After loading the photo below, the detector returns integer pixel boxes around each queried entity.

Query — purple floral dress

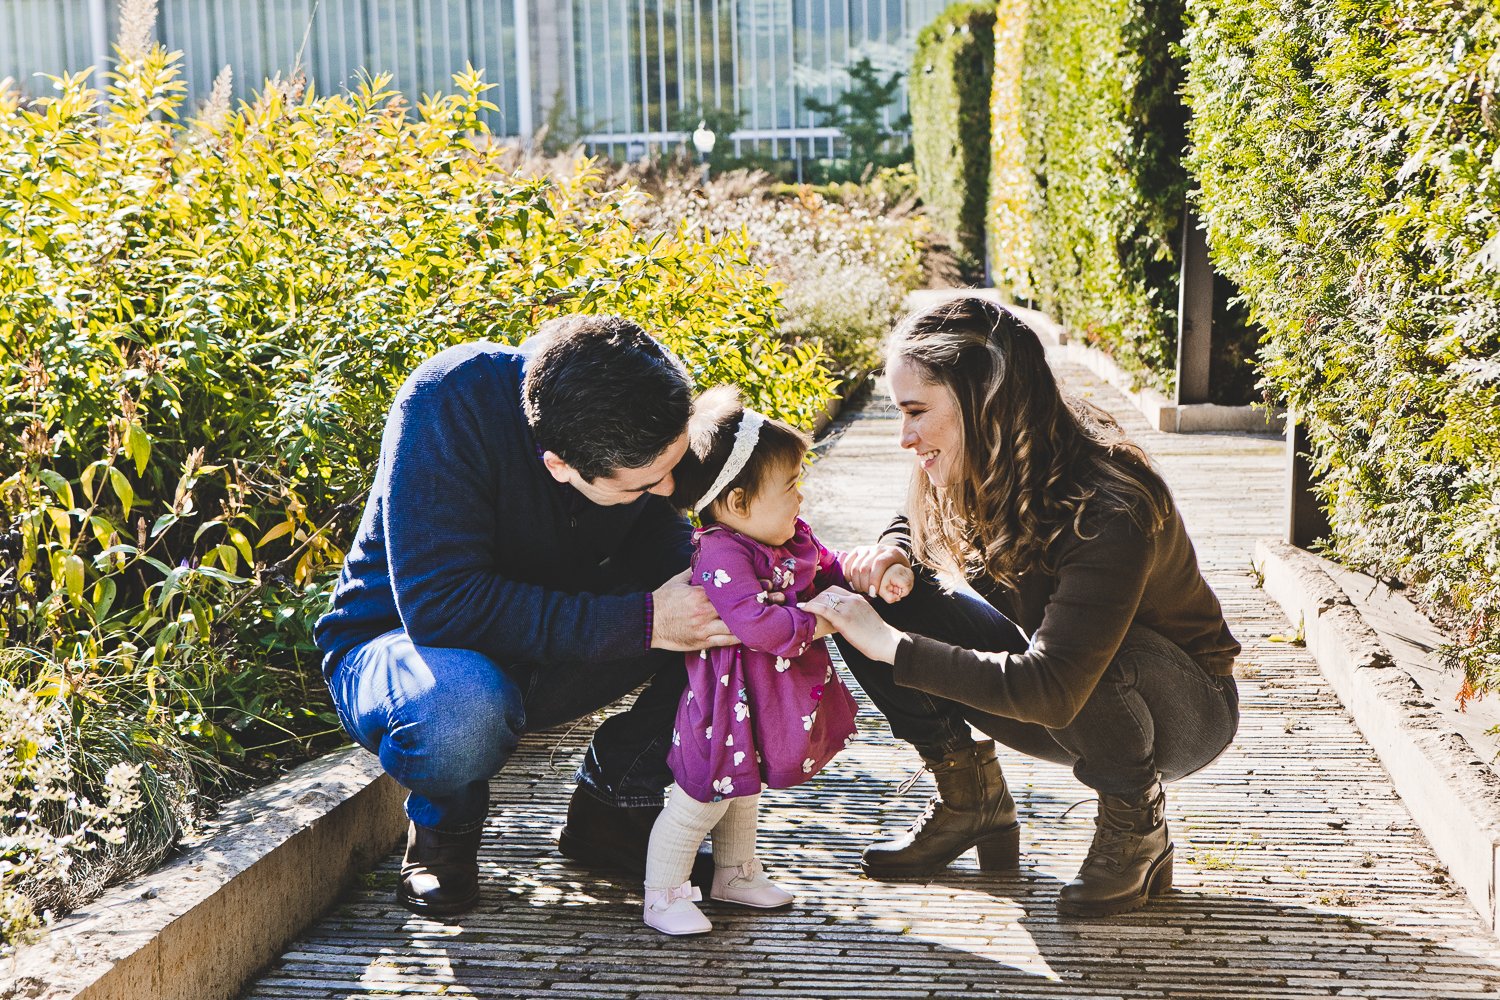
[668,518,859,803]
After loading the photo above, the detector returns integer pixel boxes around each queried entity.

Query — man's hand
[842,544,911,598]
[650,569,736,651]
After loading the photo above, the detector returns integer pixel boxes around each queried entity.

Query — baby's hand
[876,563,914,603]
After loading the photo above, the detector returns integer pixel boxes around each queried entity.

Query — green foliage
[0,38,835,918]
[804,57,914,183]
[1009,0,1186,388]
[989,0,1034,299]
[989,0,1259,400]
[1183,0,1500,691]
[632,168,929,385]
[911,3,996,282]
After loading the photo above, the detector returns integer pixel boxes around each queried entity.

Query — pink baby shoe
[643,881,712,935]
[710,858,794,909]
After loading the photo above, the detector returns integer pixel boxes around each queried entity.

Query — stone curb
[1254,537,1500,932]
[1046,335,1283,434]
[813,368,871,437]
[4,747,405,1000]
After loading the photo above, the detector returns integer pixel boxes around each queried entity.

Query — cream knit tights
[644,782,761,890]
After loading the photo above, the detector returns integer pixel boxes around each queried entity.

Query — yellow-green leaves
[992,0,1261,402]
[0,30,839,769]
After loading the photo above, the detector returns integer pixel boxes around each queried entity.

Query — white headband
[693,410,766,513]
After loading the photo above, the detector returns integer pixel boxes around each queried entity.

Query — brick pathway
[243,359,1500,999]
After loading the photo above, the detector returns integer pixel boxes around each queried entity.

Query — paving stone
[239,360,1500,999]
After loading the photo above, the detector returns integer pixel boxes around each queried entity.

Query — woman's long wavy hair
[890,296,1172,588]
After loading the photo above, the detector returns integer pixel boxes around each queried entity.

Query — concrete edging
[813,368,871,437]
[1047,336,1283,434]
[5,746,405,1000]
[1254,538,1500,932]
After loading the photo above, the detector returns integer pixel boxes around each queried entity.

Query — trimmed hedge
[989,0,1034,300]
[990,0,1259,401]
[1184,1,1500,692]
[911,3,996,283]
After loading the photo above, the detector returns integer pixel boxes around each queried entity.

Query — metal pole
[514,0,534,145]
[1175,206,1215,405]
[1286,414,1331,548]
[90,0,109,83]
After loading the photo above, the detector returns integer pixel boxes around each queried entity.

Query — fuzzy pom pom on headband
[692,410,766,513]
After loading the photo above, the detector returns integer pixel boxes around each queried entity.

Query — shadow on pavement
[250,753,1500,999]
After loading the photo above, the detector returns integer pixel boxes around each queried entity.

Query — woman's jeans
[835,575,1239,798]
[327,630,685,832]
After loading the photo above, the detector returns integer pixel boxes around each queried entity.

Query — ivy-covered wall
[988,0,1033,299]
[988,0,1259,401]
[1185,1,1500,691]
[911,3,996,283]
[996,0,1191,389]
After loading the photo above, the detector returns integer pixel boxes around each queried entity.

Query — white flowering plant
[629,168,931,384]
[0,683,142,952]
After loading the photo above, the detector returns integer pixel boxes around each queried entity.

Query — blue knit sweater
[314,341,692,678]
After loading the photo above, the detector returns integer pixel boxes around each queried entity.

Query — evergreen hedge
[990,0,1259,400]
[1184,1,1500,692]
[911,3,996,283]
[989,0,1034,300]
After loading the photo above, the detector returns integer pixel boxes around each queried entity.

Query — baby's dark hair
[672,386,809,521]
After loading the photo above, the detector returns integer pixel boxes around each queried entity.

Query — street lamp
[692,120,716,186]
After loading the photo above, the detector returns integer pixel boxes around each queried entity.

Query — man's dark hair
[522,315,692,481]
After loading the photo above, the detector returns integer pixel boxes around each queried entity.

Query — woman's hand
[842,544,911,598]
[800,586,903,664]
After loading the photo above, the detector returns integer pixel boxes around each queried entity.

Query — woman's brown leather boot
[1057,779,1173,917]
[861,739,1021,878]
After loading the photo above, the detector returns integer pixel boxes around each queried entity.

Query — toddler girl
[641,387,911,935]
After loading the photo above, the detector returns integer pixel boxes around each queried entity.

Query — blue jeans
[328,629,686,832]
[835,572,1239,797]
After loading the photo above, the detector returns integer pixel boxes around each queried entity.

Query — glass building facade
[1,0,950,165]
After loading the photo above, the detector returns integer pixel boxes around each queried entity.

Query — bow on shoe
[655,881,703,908]
[718,858,764,883]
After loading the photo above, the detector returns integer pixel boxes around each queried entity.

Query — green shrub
[989,0,1035,300]
[1184,0,1500,692]
[632,169,929,384]
[1013,0,1188,388]
[911,3,996,283]
[0,38,834,920]
[803,56,915,183]
[989,0,1259,400]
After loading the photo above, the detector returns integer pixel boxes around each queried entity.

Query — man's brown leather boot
[862,739,1021,878]
[1058,779,1173,917]
[397,822,483,917]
